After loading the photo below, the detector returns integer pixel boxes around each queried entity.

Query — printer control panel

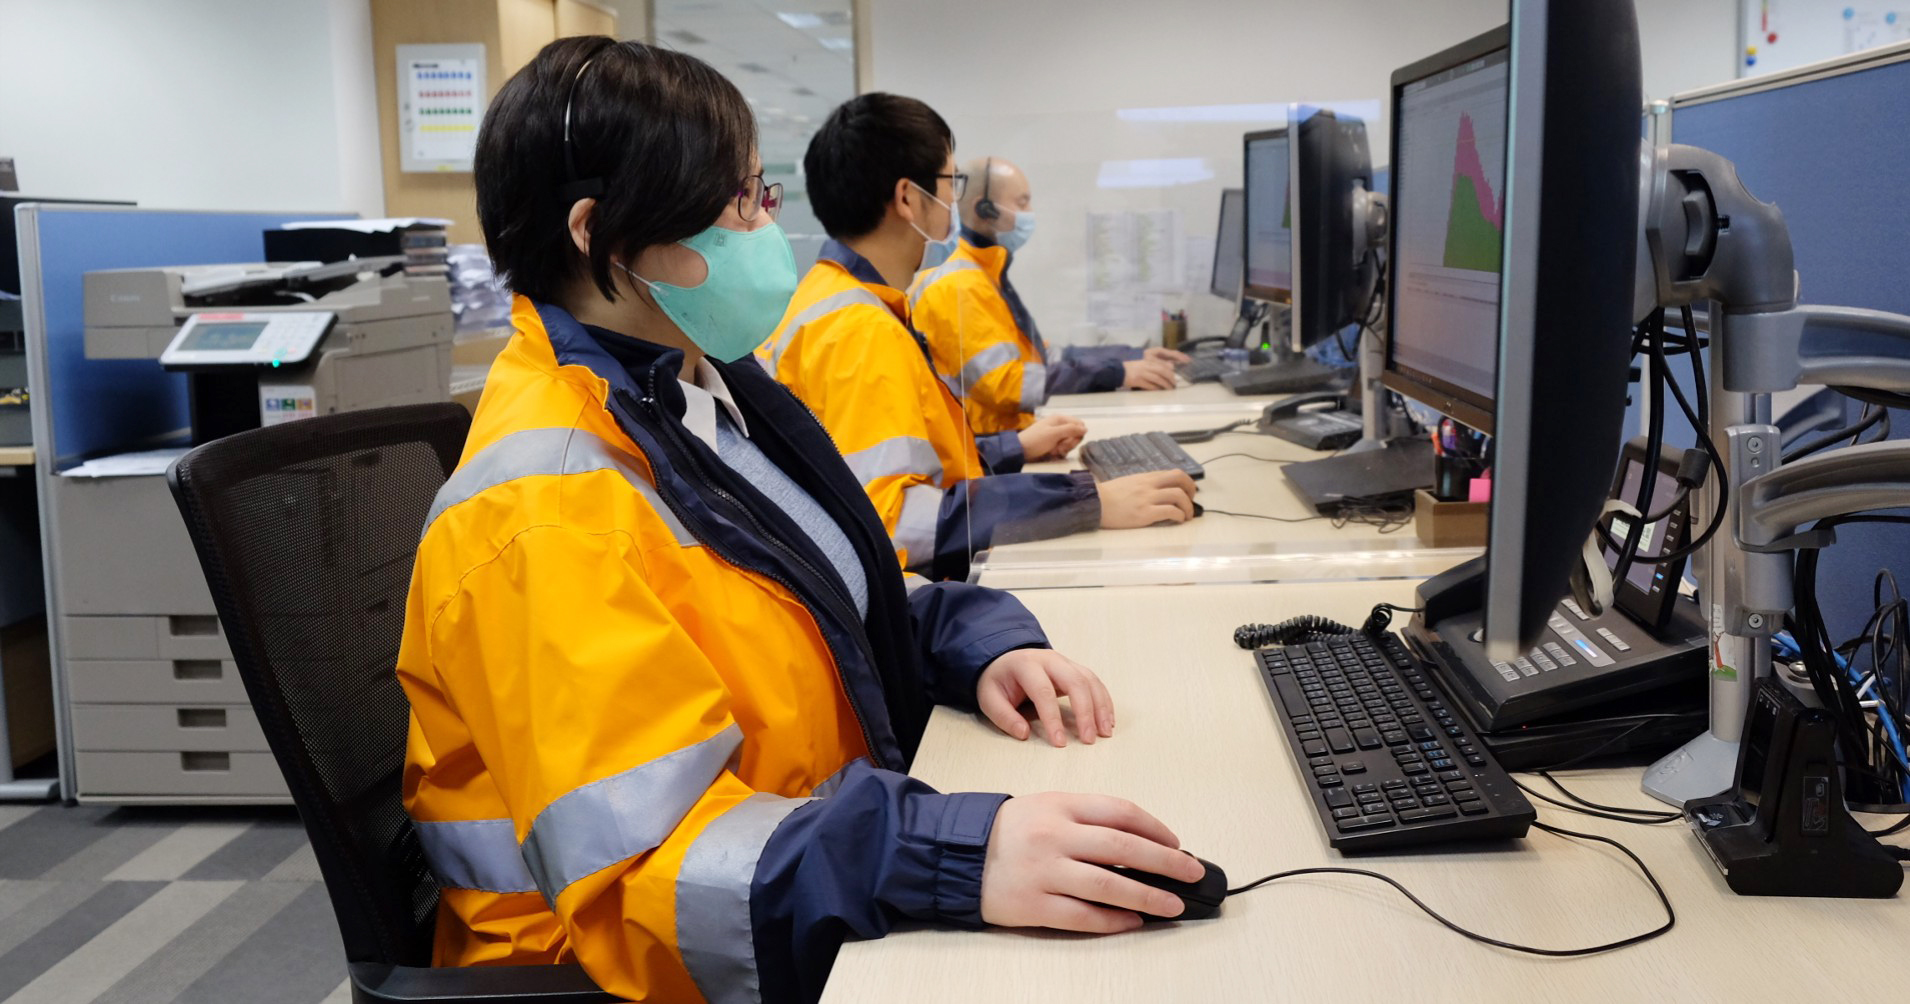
[160,311,336,370]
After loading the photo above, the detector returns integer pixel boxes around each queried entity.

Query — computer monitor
[1380,27,1510,434]
[1209,188,1245,302]
[1242,128,1293,305]
[1482,0,1642,657]
[1291,107,1382,351]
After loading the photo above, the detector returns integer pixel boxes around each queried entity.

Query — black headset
[558,39,623,203]
[973,156,1000,222]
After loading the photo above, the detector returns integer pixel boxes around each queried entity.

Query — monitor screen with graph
[1380,28,1509,433]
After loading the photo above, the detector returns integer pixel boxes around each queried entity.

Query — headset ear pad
[974,156,1000,221]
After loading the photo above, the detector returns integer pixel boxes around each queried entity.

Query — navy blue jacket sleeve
[975,430,1025,474]
[929,471,1099,582]
[1047,345,1139,395]
[751,766,1007,1003]
[905,580,1049,709]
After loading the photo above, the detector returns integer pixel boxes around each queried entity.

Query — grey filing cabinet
[54,469,288,801]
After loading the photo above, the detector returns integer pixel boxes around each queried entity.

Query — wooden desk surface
[974,411,1433,572]
[1043,380,1275,416]
[824,581,1908,1003]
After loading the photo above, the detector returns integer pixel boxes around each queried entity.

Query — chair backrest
[168,403,471,967]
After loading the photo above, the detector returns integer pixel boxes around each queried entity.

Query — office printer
[83,258,453,440]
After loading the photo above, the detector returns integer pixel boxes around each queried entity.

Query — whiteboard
[1739,0,1910,76]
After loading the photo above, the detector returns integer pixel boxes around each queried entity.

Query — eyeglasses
[931,171,969,201]
[739,174,784,222]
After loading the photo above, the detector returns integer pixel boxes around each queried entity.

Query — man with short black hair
[761,94,1198,581]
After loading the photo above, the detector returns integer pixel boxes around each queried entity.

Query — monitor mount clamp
[1631,142,1910,806]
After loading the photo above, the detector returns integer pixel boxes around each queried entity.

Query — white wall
[867,0,1740,347]
[0,0,384,218]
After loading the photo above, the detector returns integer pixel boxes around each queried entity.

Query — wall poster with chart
[398,44,487,172]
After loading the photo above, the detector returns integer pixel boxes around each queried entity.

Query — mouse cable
[1202,507,1327,525]
[1198,451,1313,466]
[1532,771,1680,822]
[1510,776,1680,825]
[1225,820,1675,957]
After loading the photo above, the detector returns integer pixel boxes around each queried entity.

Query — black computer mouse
[1097,854,1228,922]
[1191,501,1204,518]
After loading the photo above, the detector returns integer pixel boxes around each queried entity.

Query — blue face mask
[909,182,962,272]
[617,222,799,363]
[998,209,1036,253]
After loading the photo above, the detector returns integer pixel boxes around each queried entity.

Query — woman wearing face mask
[395,39,1204,1004]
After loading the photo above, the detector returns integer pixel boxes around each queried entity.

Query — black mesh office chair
[167,403,615,1003]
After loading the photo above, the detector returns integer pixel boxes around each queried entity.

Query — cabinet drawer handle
[181,751,230,772]
[177,708,227,729]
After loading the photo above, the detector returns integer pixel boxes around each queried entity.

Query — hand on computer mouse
[1122,358,1179,391]
[1097,469,1198,528]
[980,793,1206,933]
[976,648,1114,746]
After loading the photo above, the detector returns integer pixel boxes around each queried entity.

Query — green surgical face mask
[617,222,800,362]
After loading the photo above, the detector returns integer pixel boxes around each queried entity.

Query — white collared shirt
[678,357,750,450]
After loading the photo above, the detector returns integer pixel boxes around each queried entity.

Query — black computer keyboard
[1178,357,1233,383]
[1078,431,1205,482]
[1254,632,1535,851]
[1222,358,1351,396]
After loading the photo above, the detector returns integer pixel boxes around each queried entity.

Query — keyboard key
[1435,770,1464,782]
[1318,776,1343,787]
[1458,801,1491,816]
[1382,779,1407,790]
[1466,755,1488,767]
[1324,788,1354,808]
[1357,791,1384,804]
[1452,790,1481,802]
[1333,807,1362,820]
[1407,725,1435,741]
[1444,779,1474,792]
[1342,761,1367,774]
[1312,765,1339,777]
[1352,783,1378,794]
[1302,741,1327,757]
[1422,794,1451,806]
[1382,731,1407,745]
[1325,729,1356,753]
[1353,729,1383,750]
[1399,806,1458,824]
[1337,815,1396,832]
[1400,763,1428,776]
[1429,758,1454,771]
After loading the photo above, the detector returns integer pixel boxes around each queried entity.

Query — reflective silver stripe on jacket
[676,793,809,1004]
[893,483,943,570]
[765,289,889,373]
[842,436,942,485]
[426,427,693,546]
[810,758,869,798]
[957,342,1020,398]
[1020,362,1049,412]
[413,817,538,894]
[906,258,985,311]
[521,723,744,905]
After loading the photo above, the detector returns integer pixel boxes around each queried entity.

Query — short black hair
[475,37,755,304]
[803,93,953,240]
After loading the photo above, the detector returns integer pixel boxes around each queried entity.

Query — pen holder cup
[1433,454,1488,502]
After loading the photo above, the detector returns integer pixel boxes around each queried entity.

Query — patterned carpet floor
[0,802,351,1004]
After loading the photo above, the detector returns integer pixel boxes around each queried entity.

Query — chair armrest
[349,962,622,1003]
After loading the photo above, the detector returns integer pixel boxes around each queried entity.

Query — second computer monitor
[1210,187,1245,302]
[1380,28,1510,434]
[1242,128,1293,306]
[1291,107,1382,352]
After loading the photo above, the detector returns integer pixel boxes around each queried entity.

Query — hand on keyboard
[1019,413,1088,462]
[1123,358,1179,391]
[1097,469,1198,528]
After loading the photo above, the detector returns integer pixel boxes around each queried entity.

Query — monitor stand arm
[1633,142,1910,804]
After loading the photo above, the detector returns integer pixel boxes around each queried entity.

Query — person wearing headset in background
[399,40,1203,1004]
[912,156,1193,442]
[760,95,1198,583]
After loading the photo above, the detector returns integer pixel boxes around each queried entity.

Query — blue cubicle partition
[17,206,350,471]
[1666,47,1910,643]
